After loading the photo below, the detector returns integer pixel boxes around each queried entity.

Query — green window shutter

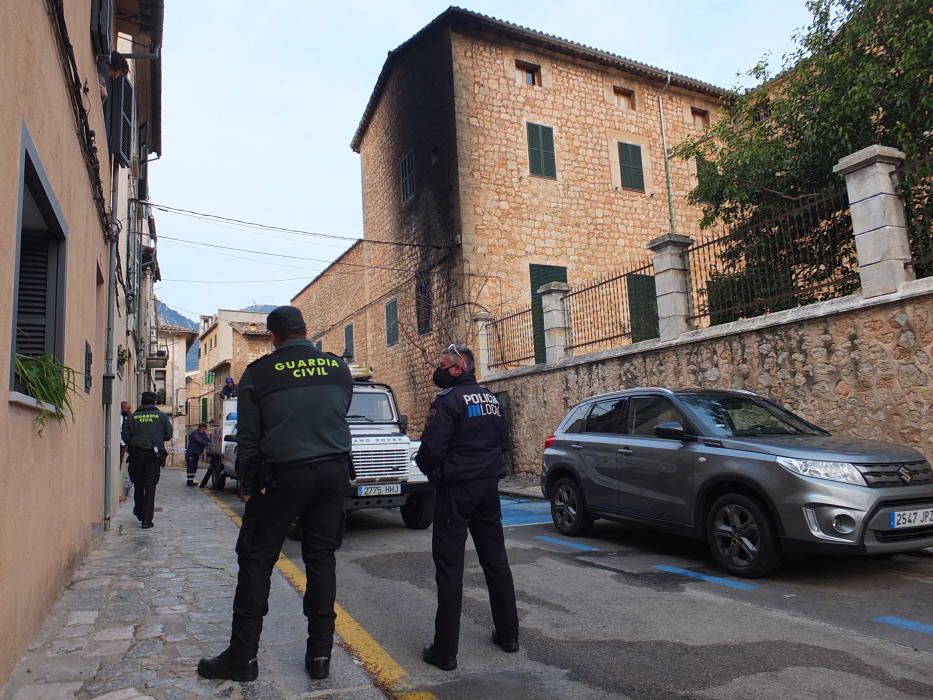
[618,142,645,191]
[527,123,556,178]
[385,300,398,346]
[529,264,567,363]
[344,324,354,359]
[626,274,659,342]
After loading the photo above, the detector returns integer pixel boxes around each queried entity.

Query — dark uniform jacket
[186,429,212,456]
[236,339,353,468]
[416,374,509,484]
[121,404,173,451]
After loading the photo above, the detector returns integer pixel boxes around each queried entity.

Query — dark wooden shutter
[529,264,567,363]
[619,143,645,191]
[84,341,93,393]
[527,123,556,178]
[385,300,398,346]
[416,272,432,334]
[91,0,113,57]
[344,324,354,359]
[15,237,53,357]
[137,123,148,200]
[626,273,659,342]
[108,77,133,167]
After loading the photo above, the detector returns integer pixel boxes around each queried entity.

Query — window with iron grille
[618,142,645,192]
[399,151,415,204]
[527,123,556,178]
[385,299,399,346]
[344,323,354,359]
[12,141,67,391]
[416,272,432,334]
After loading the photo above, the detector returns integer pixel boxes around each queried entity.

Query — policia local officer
[121,391,173,529]
[198,306,353,683]
[416,343,519,671]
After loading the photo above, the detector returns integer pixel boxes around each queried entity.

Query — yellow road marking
[205,490,436,699]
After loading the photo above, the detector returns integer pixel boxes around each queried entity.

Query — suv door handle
[570,444,583,450]
[617,447,633,455]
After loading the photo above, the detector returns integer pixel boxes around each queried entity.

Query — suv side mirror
[399,415,409,434]
[654,421,685,440]
[223,435,238,443]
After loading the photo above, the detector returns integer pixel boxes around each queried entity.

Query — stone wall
[230,330,273,383]
[486,283,933,475]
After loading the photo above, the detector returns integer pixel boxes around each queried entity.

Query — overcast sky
[151,0,813,323]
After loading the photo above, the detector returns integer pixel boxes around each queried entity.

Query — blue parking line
[500,497,551,527]
[653,565,758,591]
[874,616,933,636]
[535,535,597,552]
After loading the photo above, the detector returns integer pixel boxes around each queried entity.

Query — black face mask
[432,366,457,388]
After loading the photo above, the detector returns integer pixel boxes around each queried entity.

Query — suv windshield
[347,392,395,423]
[677,393,825,437]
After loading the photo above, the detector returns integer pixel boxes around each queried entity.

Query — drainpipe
[101,156,119,529]
[658,74,677,233]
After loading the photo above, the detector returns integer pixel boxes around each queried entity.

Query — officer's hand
[241,494,251,504]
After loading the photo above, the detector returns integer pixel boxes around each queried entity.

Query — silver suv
[542,388,933,577]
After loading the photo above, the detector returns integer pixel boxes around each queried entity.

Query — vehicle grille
[352,448,409,480]
[874,526,933,543]
[856,461,932,488]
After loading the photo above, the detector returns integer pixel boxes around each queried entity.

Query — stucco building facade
[293,8,726,435]
[0,0,165,684]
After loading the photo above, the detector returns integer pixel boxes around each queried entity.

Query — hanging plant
[117,345,130,368]
[14,353,81,432]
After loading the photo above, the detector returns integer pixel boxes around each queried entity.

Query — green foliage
[676,0,933,227]
[14,353,81,431]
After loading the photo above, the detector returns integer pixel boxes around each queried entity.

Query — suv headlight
[776,457,866,485]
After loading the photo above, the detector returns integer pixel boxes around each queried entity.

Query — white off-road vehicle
[205,367,433,529]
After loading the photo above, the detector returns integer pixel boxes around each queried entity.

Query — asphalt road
[217,490,933,699]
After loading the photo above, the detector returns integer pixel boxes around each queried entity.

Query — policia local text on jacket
[121,394,173,528]
[199,305,353,683]
[416,355,519,669]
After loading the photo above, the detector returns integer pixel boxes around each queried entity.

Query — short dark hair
[109,51,129,76]
[198,422,207,429]
[443,344,475,372]
[140,391,157,405]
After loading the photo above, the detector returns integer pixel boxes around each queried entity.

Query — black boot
[305,652,330,679]
[492,630,519,653]
[197,649,258,682]
[422,643,457,671]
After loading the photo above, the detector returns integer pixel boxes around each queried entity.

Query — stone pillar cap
[472,311,493,321]
[537,281,571,295]
[834,144,906,176]
[647,233,693,251]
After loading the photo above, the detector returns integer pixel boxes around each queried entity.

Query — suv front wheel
[550,477,593,537]
[706,493,782,578]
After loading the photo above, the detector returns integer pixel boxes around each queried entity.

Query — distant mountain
[156,301,198,330]
[186,340,199,372]
[240,304,276,313]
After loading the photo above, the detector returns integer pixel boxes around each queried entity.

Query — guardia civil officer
[198,306,353,683]
[416,344,519,671]
[121,391,173,529]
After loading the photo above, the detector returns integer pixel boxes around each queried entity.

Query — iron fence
[565,260,657,354]
[899,154,933,279]
[688,187,858,328]
[488,305,535,369]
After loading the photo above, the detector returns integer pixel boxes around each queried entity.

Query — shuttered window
[416,272,432,334]
[529,264,567,364]
[385,299,399,347]
[90,0,114,56]
[107,76,134,168]
[399,151,415,204]
[527,123,556,178]
[618,142,645,192]
[344,324,354,359]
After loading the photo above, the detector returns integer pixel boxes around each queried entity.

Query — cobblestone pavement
[1,475,385,700]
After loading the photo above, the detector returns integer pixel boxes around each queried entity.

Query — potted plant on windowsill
[14,353,80,434]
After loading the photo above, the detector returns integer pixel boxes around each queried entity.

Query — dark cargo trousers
[128,449,161,524]
[432,477,519,656]
[229,458,348,662]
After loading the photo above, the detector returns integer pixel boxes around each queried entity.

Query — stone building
[0,0,165,684]
[154,322,197,467]
[293,7,727,435]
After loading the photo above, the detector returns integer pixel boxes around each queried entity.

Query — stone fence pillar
[834,145,915,297]
[647,233,693,341]
[538,282,572,364]
[471,311,493,379]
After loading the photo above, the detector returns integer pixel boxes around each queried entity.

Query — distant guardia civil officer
[416,343,519,671]
[121,391,172,529]
[198,306,353,683]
